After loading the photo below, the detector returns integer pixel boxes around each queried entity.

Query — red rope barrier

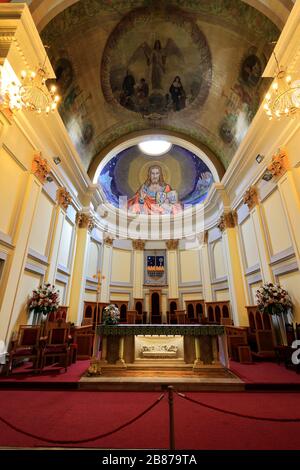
[175,391,300,422]
[0,393,165,445]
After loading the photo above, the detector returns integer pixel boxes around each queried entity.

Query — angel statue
[129,38,183,92]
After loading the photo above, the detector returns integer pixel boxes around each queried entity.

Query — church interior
[1,0,300,453]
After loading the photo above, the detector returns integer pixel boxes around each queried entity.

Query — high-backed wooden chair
[175,310,186,324]
[40,322,71,372]
[7,325,42,374]
[127,310,137,324]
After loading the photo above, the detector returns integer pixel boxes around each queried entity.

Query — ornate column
[218,211,248,326]
[243,185,273,283]
[132,240,145,300]
[0,153,48,342]
[199,231,212,301]
[166,240,179,300]
[100,235,114,303]
[45,188,72,285]
[68,212,95,324]
[270,150,300,270]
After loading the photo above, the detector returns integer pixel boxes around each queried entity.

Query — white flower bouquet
[28,283,60,316]
[256,282,292,315]
[102,304,120,325]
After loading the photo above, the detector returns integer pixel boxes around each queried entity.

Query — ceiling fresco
[98,144,214,214]
[41,0,279,172]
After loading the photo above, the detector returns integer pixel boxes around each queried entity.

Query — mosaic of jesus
[128,165,182,215]
[98,144,214,215]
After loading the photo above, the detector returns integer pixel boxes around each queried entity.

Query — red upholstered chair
[7,325,42,374]
[40,322,71,372]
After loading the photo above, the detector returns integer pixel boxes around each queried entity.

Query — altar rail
[97,324,225,336]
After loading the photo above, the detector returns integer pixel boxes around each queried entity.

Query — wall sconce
[256,154,264,164]
[53,156,61,165]
[262,170,273,182]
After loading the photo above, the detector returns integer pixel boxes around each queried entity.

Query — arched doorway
[151,292,161,324]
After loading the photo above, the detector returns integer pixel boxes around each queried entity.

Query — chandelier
[19,65,60,114]
[263,53,300,120]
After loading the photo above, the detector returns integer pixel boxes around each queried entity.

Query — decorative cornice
[56,187,72,211]
[243,185,259,210]
[132,239,145,250]
[166,239,179,250]
[76,212,95,232]
[31,152,50,184]
[217,211,237,232]
[267,149,289,178]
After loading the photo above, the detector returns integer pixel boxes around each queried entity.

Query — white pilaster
[45,206,65,285]
[0,174,42,342]
[100,241,113,303]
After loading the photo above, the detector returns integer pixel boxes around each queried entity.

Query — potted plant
[28,283,60,324]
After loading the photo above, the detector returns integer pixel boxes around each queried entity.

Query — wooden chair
[175,310,186,324]
[7,325,42,374]
[40,322,71,372]
[127,310,137,324]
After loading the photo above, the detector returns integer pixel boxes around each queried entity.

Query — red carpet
[230,361,300,384]
[0,360,89,383]
[0,390,300,449]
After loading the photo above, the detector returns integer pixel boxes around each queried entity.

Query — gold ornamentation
[56,187,72,210]
[31,152,50,183]
[132,240,145,250]
[166,240,179,250]
[86,357,102,376]
[76,212,95,232]
[267,149,289,178]
[217,211,237,232]
[243,186,259,210]
[104,235,114,246]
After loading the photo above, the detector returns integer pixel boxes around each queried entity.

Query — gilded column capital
[243,186,259,210]
[31,152,50,184]
[217,211,237,232]
[199,230,209,245]
[166,239,179,250]
[103,234,114,246]
[56,187,72,210]
[267,149,289,178]
[132,239,145,250]
[76,212,96,232]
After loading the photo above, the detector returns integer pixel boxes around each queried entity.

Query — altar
[91,324,229,370]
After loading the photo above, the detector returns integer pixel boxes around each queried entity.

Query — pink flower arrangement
[256,282,292,315]
[28,283,60,316]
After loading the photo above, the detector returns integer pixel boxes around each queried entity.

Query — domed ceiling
[41,0,280,172]
[98,143,215,213]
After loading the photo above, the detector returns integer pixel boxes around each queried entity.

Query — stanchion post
[167,385,175,450]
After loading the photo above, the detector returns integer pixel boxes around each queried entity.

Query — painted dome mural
[41,0,279,171]
[98,144,214,214]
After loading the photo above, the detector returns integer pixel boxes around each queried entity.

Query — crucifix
[93,271,106,324]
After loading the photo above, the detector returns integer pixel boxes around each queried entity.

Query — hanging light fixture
[263,52,300,120]
[19,65,60,115]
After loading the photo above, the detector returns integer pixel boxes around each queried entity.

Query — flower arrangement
[28,283,60,316]
[256,282,292,315]
[102,304,120,325]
